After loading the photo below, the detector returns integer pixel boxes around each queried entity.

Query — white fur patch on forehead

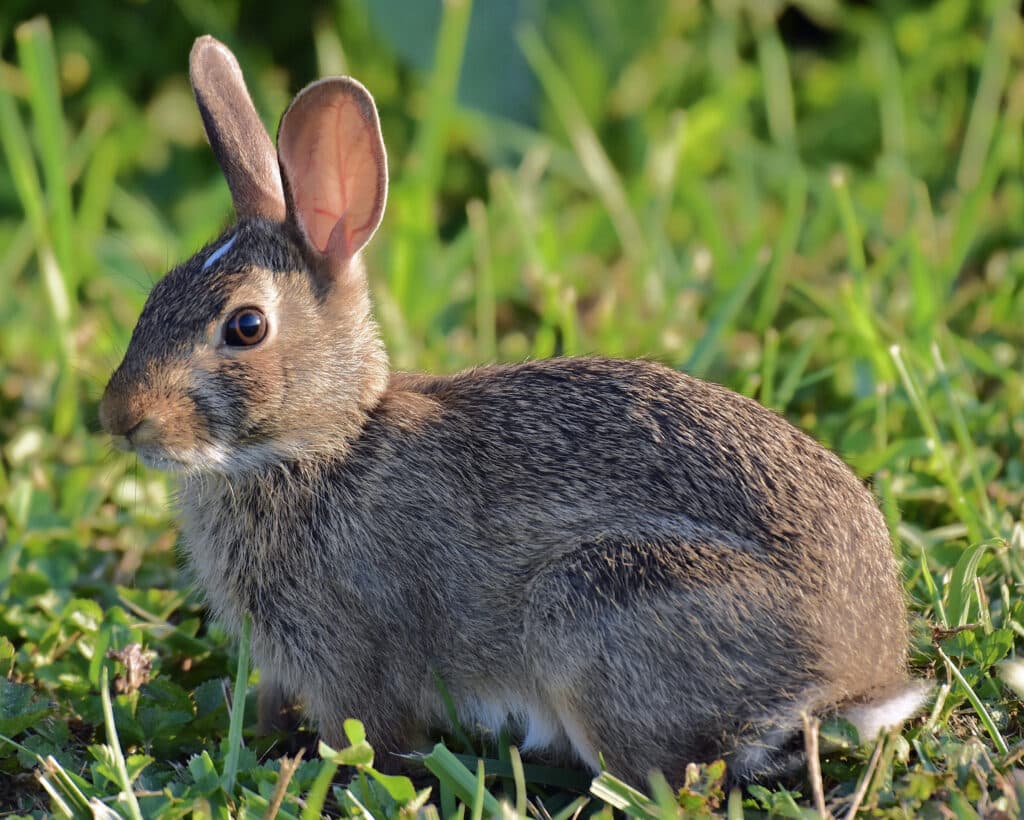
[202,234,238,271]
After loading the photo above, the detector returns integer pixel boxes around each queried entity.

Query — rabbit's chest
[176,474,385,653]
[177,478,318,626]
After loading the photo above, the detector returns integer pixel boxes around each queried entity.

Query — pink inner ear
[280,83,386,261]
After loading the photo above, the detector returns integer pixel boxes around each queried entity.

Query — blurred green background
[3,0,1022,427]
[2,0,1024,815]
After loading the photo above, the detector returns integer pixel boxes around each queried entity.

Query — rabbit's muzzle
[100,359,218,471]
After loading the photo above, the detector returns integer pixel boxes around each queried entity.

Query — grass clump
[2,0,1024,816]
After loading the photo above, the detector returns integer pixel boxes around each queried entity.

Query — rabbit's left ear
[277,78,388,272]
[189,36,286,221]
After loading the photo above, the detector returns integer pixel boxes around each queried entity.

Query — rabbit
[99,34,927,788]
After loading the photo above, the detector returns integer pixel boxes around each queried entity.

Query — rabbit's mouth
[106,411,234,473]
[108,429,186,472]
[133,443,191,472]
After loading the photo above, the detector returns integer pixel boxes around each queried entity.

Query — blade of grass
[28,750,93,817]
[518,27,647,268]
[930,342,995,533]
[408,0,473,216]
[866,25,906,163]
[99,666,143,820]
[0,81,73,358]
[45,247,77,436]
[890,345,982,545]
[34,769,75,818]
[302,756,340,820]
[842,735,885,820]
[774,327,821,410]
[449,751,592,791]
[422,743,503,816]
[391,0,473,311]
[589,771,657,818]
[759,327,779,408]
[955,0,1017,191]
[77,134,121,256]
[830,168,892,382]
[647,108,685,228]
[0,29,78,436]
[676,163,731,272]
[906,229,938,352]
[944,541,991,628]
[16,17,75,293]
[923,684,950,734]
[313,16,348,77]
[754,161,807,330]
[0,220,38,295]
[647,770,679,817]
[829,166,865,287]
[490,169,561,359]
[936,646,1009,756]
[509,746,527,818]
[683,245,765,376]
[221,614,252,794]
[470,759,486,820]
[467,198,496,361]
[945,110,1017,284]
[863,733,897,814]
[874,470,902,556]
[918,549,947,626]
[726,786,744,820]
[432,670,476,753]
[751,7,796,151]
[550,796,590,820]
[0,88,48,243]
[440,770,457,819]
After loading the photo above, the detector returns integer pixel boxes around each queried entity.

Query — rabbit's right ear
[189,36,286,221]
[277,77,387,276]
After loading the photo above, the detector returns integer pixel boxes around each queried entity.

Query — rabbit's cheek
[190,352,285,447]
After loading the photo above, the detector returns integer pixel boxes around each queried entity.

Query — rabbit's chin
[135,440,282,476]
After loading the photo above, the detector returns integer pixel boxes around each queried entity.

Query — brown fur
[100,36,920,788]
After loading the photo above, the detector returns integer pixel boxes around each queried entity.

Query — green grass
[2,0,1024,816]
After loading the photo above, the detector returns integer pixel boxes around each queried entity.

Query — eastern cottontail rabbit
[100,36,925,786]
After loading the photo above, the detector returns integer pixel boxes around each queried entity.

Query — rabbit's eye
[224,308,268,347]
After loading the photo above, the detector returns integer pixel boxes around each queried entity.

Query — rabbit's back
[376,357,895,567]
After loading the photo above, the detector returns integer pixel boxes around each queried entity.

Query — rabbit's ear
[277,78,387,270]
[189,36,286,221]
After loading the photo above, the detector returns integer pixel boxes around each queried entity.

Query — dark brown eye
[224,308,268,347]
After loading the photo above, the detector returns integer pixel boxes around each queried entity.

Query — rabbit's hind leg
[523,532,821,788]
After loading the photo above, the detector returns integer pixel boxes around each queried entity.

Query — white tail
[842,681,931,742]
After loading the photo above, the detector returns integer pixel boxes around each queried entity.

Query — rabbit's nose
[99,384,149,438]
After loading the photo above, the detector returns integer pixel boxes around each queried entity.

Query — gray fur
[100,37,920,788]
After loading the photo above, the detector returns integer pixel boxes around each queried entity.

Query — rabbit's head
[100,37,389,474]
